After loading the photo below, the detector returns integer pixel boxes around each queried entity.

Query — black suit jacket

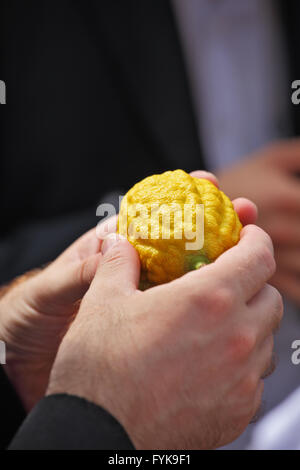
[0,367,134,450]
[0,0,203,284]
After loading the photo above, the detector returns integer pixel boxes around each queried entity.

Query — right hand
[217,139,300,306]
[47,220,282,450]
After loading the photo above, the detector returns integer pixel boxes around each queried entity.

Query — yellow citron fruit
[118,169,242,287]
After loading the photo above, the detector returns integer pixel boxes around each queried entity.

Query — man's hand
[0,223,115,411]
[47,224,282,449]
[217,139,300,306]
[0,171,252,413]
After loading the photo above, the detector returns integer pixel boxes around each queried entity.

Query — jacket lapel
[76,0,204,172]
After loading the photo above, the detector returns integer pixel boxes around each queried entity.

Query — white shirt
[248,386,300,450]
[172,0,290,170]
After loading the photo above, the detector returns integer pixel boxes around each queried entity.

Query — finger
[271,270,300,306]
[254,335,275,379]
[261,352,277,379]
[252,380,264,423]
[29,217,125,313]
[176,225,276,302]
[96,214,118,240]
[35,224,116,308]
[191,172,256,224]
[190,170,219,188]
[56,215,118,265]
[91,234,140,296]
[248,335,275,422]
[56,227,101,264]
[232,198,258,226]
[247,335,274,419]
[213,225,276,301]
[36,252,103,311]
[247,284,283,338]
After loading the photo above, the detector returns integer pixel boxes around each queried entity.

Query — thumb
[232,197,258,226]
[92,234,141,296]
[33,252,102,312]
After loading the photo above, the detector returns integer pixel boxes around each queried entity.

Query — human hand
[0,218,116,411]
[48,218,282,449]
[0,168,251,415]
[216,139,300,305]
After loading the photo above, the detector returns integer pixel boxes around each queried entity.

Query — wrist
[0,269,67,411]
[46,338,142,447]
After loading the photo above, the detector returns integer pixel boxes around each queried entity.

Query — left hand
[0,217,116,411]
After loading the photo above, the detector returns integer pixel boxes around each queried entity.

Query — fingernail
[101,234,125,255]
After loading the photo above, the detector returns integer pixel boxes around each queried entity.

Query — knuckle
[230,406,255,437]
[266,285,284,329]
[237,373,259,398]
[213,287,235,315]
[227,376,261,433]
[228,327,256,363]
[188,286,235,327]
[259,245,276,278]
[77,258,90,288]
[273,288,284,324]
[266,334,274,353]
[204,287,235,319]
[104,247,126,271]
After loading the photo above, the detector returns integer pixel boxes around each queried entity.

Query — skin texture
[47,226,283,449]
[217,139,300,306]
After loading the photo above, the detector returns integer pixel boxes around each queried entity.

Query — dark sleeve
[8,394,135,450]
[0,366,26,449]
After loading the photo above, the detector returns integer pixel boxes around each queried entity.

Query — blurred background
[1,0,300,449]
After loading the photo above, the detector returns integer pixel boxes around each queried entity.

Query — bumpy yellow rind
[118,169,242,285]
